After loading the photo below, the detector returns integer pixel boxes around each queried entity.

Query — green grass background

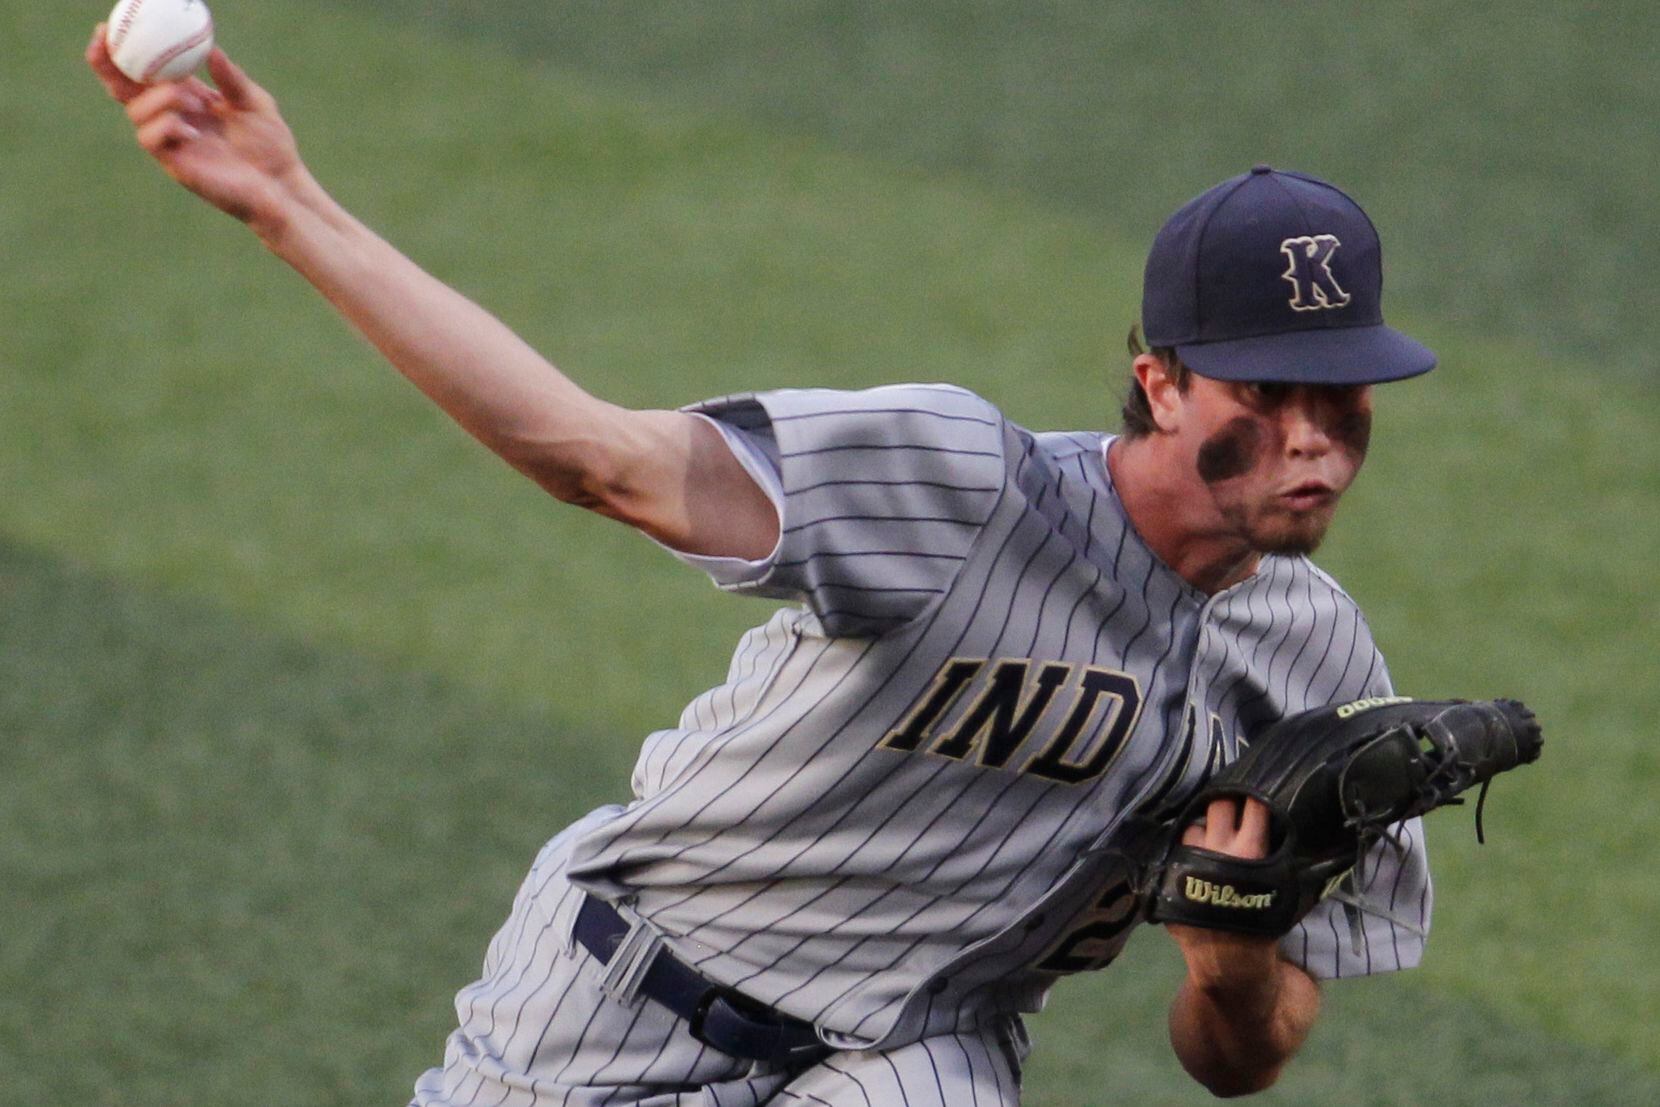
[2,1,1656,1103]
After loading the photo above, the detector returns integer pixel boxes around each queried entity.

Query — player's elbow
[492,406,659,515]
[494,429,620,509]
[1171,1031,1282,1098]
[1188,1060,1285,1099]
[1174,1033,1288,1099]
[1169,968,1316,1100]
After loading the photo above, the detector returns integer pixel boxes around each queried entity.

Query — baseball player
[90,35,1438,1105]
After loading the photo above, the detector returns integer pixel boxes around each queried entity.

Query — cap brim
[1175,324,1436,385]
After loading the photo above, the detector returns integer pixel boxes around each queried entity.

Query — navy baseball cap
[1141,165,1435,385]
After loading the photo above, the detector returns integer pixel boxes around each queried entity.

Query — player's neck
[1106,436,1261,595]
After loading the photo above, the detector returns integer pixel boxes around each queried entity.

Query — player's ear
[1134,353,1185,434]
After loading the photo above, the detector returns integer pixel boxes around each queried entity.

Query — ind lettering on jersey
[880,657,1144,785]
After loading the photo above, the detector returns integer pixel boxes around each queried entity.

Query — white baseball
[106,0,215,84]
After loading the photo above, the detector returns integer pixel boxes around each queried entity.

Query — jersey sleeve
[1278,661,1435,979]
[680,383,1008,636]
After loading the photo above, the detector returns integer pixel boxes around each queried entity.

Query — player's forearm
[243,176,780,558]
[1167,957,1320,1097]
[250,173,630,502]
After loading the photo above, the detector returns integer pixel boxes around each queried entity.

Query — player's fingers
[126,80,212,128]
[1202,796,1243,851]
[206,48,269,111]
[136,111,203,156]
[86,23,146,104]
[1235,797,1271,860]
[179,74,226,107]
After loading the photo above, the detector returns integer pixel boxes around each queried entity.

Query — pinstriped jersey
[565,383,1431,1050]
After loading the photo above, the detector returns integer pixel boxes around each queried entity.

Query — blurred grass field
[2,2,1656,1104]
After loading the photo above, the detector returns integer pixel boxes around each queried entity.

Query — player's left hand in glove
[1159,795,1284,983]
[1143,697,1544,939]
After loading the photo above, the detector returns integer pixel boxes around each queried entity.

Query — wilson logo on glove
[1182,878,1276,911]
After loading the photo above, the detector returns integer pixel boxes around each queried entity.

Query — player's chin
[1250,509,1334,556]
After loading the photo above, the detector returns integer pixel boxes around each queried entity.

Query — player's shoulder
[1248,555,1392,698]
[690,382,1017,476]
[690,381,1003,429]
[787,381,1006,427]
[1282,556,1382,641]
[1024,427,1107,462]
[1300,557,1359,606]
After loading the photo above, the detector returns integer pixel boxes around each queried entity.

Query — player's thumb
[207,48,265,109]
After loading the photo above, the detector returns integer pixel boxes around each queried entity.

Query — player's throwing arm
[84,26,778,565]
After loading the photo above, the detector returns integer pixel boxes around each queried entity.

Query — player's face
[1179,375,1373,556]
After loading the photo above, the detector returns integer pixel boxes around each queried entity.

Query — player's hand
[87,25,306,231]
[1163,797,1283,995]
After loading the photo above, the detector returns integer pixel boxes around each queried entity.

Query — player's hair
[1119,324,1191,437]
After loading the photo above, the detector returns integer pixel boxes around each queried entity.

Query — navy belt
[573,894,831,1066]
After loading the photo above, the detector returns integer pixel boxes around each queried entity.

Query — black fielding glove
[1144,698,1543,937]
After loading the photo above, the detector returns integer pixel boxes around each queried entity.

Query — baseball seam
[141,17,213,82]
[108,0,148,51]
